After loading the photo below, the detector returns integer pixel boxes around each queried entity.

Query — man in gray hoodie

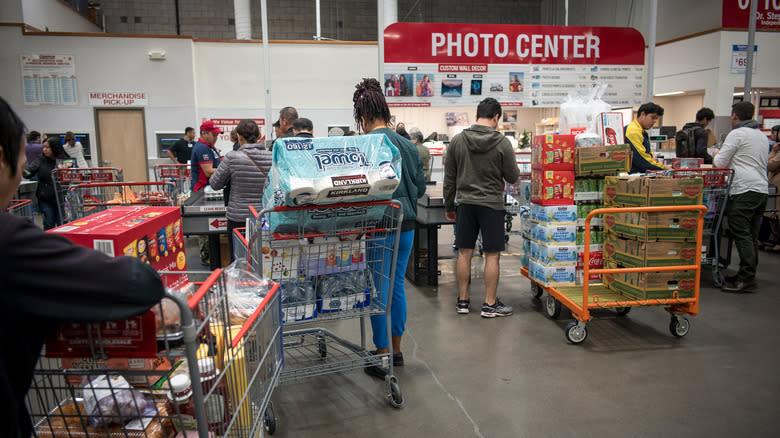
[714,102,769,293]
[444,97,520,317]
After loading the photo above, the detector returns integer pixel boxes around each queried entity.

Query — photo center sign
[383,23,646,108]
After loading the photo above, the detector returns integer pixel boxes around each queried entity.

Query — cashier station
[180,190,228,270]
[407,184,454,287]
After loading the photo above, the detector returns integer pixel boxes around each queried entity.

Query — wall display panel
[383,23,645,109]
[21,54,78,106]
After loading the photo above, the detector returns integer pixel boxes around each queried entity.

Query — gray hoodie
[444,124,520,211]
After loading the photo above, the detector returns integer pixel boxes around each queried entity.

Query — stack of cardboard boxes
[527,135,577,286]
[602,175,703,300]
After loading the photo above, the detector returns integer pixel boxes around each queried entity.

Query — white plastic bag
[559,83,611,135]
[223,260,274,325]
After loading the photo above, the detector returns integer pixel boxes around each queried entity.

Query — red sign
[384,23,645,65]
[722,0,780,30]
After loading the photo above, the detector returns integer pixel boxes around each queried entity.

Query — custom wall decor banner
[383,23,646,108]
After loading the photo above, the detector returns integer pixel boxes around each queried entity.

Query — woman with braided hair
[354,78,427,379]
[209,119,272,260]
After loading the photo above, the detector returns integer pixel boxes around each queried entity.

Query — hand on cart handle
[445,211,456,222]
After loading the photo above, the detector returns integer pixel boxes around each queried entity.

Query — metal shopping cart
[7,198,33,221]
[26,269,282,437]
[668,168,734,286]
[52,167,124,223]
[154,164,192,201]
[522,205,708,344]
[63,181,180,221]
[247,200,405,412]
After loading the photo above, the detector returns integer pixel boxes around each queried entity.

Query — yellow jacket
[625,119,664,173]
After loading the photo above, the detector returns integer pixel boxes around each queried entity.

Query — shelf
[574,192,603,202]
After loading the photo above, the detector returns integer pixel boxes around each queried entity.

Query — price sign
[731,44,758,74]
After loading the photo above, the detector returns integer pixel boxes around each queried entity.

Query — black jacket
[23,156,57,201]
[0,213,166,438]
[681,122,714,164]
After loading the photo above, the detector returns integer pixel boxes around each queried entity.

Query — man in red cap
[191,120,222,192]
[191,120,223,266]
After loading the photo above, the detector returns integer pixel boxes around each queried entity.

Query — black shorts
[455,204,506,253]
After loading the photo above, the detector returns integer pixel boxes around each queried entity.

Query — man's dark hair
[638,102,664,117]
[279,106,298,122]
[27,130,40,143]
[695,107,715,122]
[476,97,502,120]
[292,117,313,132]
[396,127,411,140]
[731,101,755,122]
[0,97,26,176]
[772,125,780,134]
[185,127,194,134]
[236,119,260,143]
[353,78,391,133]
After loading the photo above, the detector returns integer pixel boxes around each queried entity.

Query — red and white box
[532,134,575,171]
[597,112,625,145]
[531,169,575,206]
[671,157,704,169]
[576,245,603,284]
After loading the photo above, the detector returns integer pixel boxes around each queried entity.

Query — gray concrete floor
[259,226,780,438]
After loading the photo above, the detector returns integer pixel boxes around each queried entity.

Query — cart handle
[71,181,176,188]
[230,282,280,349]
[6,199,31,210]
[266,199,398,212]
[187,269,224,310]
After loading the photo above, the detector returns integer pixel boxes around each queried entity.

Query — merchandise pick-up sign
[89,91,148,107]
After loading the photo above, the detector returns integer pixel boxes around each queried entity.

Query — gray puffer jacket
[209,143,272,222]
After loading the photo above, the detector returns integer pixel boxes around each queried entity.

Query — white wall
[1,0,24,23]
[22,0,102,32]
[389,106,549,140]
[654,93,706,130]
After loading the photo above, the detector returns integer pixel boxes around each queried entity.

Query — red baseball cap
[200,120,222,134]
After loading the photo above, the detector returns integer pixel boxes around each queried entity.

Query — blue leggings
[369,229,414,350]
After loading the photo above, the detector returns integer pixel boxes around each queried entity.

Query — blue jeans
[39,199,61,230]
[369,229,414,350]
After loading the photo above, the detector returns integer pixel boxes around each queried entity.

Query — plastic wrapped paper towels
[263,135,401,233]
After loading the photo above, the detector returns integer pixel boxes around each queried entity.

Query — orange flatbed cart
[521,205,708,344]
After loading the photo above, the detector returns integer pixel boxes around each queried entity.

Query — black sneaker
[456,299,470,314]
[364,365,387,379]
[481,298,513,318]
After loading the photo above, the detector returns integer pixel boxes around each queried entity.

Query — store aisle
[268,231,780,437]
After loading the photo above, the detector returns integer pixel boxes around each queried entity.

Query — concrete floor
[258,227,780,438]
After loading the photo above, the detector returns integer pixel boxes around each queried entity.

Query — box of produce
[604,175,703,207]
[575,144,631,175]
[602,261,696,300]
[532,134,575,170]
[603,211,700,242]
[603,235,698,267]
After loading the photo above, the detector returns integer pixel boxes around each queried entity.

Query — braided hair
[236,119,260,143]
[353,78,391,134]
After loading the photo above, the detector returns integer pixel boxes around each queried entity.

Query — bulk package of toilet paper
[263,135,402,232]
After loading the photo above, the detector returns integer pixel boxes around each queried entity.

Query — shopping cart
[668,168,734,286]
[52,167,124,223]
[522,205,708,344]
[63,181,180,221]
[233,226,259,271]
[154,164,192,199]
[26,269,282,437]
[6,198,33,220]
[247,200,405,411]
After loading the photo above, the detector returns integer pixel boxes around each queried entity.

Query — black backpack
[675,127,697,158]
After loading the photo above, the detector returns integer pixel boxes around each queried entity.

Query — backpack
[675,127,697,158]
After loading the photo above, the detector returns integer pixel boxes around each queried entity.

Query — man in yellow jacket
[625,102,667,173]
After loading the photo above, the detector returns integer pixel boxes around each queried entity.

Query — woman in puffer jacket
[209,119,272,260]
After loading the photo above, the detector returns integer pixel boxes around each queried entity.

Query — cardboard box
[530,259,576,287]
[603,211,700,241]
[532,134,575,170]
[531,204,577,223]
[530,222,577,243]
[604,175,703,207]
[671,157,704,169]
[575,144,632,176]
[530,240,578,265]
[602,261,696,300]
[596,112,625,145]
[604,235,697,267]
[531,169,575,206]
[60,357,176,387]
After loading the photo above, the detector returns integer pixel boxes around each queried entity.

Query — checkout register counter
[407,184,454,287]
[181,189,228,270]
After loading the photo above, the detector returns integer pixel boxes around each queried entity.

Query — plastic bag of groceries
[262,135,400,233]
[82,375,154,427]
[559,83,611,135]
[223,259,274,325]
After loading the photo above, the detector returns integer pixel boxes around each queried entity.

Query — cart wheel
[504,233,510,244]
[615,307,631,316]
[565,321,588,344]
[712,271,724,288]
[669,316,690,338]
[387,378,404,408]
[505,215,513,232]
[545,295,561,319]
[317,337,327,358]
[531,283,543,299]
[264,403,277,435]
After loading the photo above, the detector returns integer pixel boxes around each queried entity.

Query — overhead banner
[383,23,646,108]
[722,0,780,30]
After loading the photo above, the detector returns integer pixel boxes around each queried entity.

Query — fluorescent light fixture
[733,91,744,96]
[654,91,684,96]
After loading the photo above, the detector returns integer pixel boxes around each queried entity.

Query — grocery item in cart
[604,235,697,267]
[602,261,696,300]
[603,210,700,241]
[224,260,274,324]
[302,235,367,276]
[265,134,401,207]
[82,375,154,427]
[34,399,172,438]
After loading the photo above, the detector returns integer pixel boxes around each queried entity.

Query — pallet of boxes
[602,175,704,300]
